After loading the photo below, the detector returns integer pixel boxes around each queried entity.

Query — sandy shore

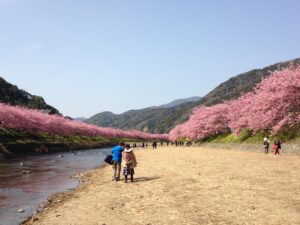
[24,146,300,225]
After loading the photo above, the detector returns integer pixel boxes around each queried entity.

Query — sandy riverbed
[24,146,300,225]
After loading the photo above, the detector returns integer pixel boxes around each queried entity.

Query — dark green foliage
[85,102,197,134]
[275,125,300,142]
[235,129,253,142]
[0,77,60,114]
[0,128,147,156]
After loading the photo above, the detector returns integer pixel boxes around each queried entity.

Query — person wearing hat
[122,144,137,183]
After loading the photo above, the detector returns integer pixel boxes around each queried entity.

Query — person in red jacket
[273,139,282,155]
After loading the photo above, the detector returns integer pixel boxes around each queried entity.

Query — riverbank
[22,146,300,225]
[0,128,143,158]
[0,148,112,225]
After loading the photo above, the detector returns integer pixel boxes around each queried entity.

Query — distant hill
[86,58,300,133]
[85,101,196,134]
[85,97,203,133]
[158,96,201,108]
[198,58,300,106]
[0,77,60,114]
[74,117,87,122]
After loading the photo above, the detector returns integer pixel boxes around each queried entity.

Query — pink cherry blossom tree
[169,67,300,141]
[0,103,169,141]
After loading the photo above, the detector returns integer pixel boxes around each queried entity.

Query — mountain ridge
[85,57,300,133]
[158,96,201,108]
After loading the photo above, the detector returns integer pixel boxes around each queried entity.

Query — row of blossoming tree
[0,103,169,141]
[169,67,300,141]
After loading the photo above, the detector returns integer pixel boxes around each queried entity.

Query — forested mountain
[86,58,300,133]
[0,77,60,114]
[158,96,201,108]
[85,97,203,133]
[197,58,300,106]
[85,102,196,134]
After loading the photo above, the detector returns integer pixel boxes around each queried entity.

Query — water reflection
[0,148,110,225]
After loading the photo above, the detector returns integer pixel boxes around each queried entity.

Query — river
[0,148,111,225]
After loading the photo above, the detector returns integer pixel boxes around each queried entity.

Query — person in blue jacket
[112,142,125,181]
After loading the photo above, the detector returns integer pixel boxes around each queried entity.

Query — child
[123,144,137,183]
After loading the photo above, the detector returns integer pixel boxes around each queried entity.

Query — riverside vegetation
[1,60,300,156]
[0,103,168,156]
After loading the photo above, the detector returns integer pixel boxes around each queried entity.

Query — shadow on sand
[134,176,160,182]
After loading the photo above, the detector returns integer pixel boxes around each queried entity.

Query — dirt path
[25,146,300,225]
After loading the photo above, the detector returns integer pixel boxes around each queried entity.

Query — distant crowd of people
[107,137,283,182]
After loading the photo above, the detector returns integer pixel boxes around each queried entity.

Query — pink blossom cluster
[0,103,169,140]
[169,67,300,141]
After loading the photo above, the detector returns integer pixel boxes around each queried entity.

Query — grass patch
[275,125,300,142]
[0,128,158,155]
[198,127,300,144]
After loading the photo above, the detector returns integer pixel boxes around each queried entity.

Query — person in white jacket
[263,137,270,154]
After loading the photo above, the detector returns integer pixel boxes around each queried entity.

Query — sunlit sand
[24,146,300,225]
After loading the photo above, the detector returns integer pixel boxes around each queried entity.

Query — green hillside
[0,77,60,114]
[86,58,300,133]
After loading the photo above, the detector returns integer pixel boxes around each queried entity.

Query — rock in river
[18,208,25,213]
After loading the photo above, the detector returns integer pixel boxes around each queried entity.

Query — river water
[0,148,111,225]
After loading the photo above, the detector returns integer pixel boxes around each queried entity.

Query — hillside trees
[169,67,300,141]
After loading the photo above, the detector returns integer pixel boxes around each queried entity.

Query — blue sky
[1,0,300,117]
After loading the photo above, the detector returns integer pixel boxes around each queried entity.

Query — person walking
[263,137,270,154]
[122,144,137,183]
[273,139,282,155]
[152,142,157,149]
[112,142,125,181]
